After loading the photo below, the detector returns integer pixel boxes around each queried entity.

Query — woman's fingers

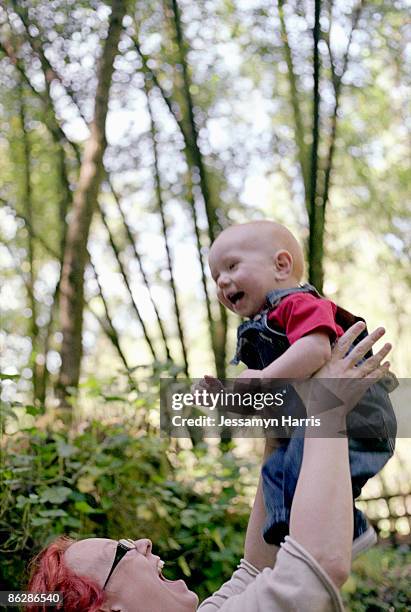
[364,361,390,381]
[345,326,386,367]
[333,321,366,358]
[358,343,392,376]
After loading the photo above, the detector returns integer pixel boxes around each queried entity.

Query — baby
[205,220,396,554]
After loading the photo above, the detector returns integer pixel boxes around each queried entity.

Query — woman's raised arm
[243,323,391,580]
[290,323,391,585]
[243,438,281,570]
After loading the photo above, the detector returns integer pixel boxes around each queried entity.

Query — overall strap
[265,283,321,309]
[231,284,321,366]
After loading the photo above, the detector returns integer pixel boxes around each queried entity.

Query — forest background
[0,0,410,609]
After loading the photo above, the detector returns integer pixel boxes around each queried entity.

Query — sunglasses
[103,538,136,590]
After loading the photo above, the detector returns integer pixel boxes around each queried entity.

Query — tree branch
[321,1,364,217]
[278,0,311,208]
[145,81,189,375]
[99,206,158,362]
[106,174,173,364]
[88,258,137,391]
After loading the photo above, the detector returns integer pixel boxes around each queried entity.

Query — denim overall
[232,284,397,545]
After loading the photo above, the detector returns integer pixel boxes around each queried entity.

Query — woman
[28,323,391,611]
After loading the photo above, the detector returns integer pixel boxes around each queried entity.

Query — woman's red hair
[27,536,106,612]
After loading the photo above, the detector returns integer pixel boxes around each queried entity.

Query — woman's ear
[273,250,293,280]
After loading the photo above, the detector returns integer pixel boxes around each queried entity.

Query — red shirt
[267,293,344,345]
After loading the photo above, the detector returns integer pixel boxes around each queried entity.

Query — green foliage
[342,546,411,611]
[0,405,249,600]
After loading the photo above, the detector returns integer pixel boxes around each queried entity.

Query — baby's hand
[191,375,224,395]
[196,375,225,393]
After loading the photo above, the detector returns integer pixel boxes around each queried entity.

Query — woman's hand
[294,322,392,429]
[315,322,391,382]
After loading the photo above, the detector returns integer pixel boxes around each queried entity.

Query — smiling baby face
[208,221,304,318]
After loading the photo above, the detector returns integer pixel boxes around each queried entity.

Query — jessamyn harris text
[218,415,321,427]
[171,415,321,428]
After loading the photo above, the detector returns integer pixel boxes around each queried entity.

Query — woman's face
[64,537,198,612]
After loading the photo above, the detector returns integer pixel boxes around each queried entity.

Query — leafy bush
[0,407,250,601]
[342,546,411,611]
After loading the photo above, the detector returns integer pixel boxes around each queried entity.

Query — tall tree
[57,0,127,406]
[17,79,45,405]
[308,0,322,288]
[145,80,190,376]
[278,0,363,291]
[161,0,228,378]
[107,176,173,365]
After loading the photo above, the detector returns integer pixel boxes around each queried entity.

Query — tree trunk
[166,0,228,378]
[145,81,189,376]
[88,257,137,391]
[278,0,311,208]
[308,0,323,291]
[107,175,173,364]
[278,0,325,291]
[57,1,126,406]
[17,80,45,405]
[99,206,159,362]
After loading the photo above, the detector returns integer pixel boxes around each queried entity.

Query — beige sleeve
[197,537,344,612]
